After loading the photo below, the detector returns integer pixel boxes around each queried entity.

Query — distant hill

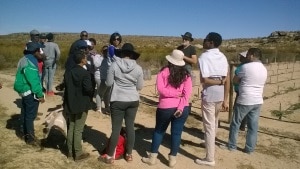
[0,31,299,69]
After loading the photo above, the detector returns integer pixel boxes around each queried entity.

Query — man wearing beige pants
[196,32,230,166]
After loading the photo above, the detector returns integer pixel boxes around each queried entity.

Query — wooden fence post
[228,64,235,123]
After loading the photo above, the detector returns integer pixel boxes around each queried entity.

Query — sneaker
[219,144,236,151]
[47,91,55,96]
[98,155,114,164]
[243,149,253,155]
[96,109,102,113]
[125,154,133,162]
[75,153,90,161]
[26,140,41,147]
[195,158,215,166]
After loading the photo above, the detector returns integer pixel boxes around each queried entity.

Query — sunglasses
[113,38,121,41]
[203,38,210,42]
[81,34,88,37]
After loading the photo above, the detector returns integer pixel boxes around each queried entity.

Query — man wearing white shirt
[228,48,267,154]
[195,32,230,166]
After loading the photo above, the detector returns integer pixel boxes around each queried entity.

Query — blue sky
[0,0,299,39]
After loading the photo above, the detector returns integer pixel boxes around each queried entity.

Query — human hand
[39,97,45,103]
[222,101,229,112]
[174,110,182,118]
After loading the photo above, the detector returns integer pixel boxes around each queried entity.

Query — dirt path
[0,70,300,169]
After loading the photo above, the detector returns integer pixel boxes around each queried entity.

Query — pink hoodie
[156,67,192,111]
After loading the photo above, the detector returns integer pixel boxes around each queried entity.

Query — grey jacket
[106,57,143,102]
[43,41,61,68]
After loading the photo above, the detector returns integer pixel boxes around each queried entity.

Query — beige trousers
[201,100,222,161]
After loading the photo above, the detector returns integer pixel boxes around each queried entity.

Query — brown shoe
[125,154,133,162]
[75,153,90,161]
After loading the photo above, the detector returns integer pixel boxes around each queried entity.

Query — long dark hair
[109,32,122,44]
[161,62,190,88]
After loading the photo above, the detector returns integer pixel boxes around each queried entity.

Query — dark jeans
[107,101,139,156]
[151,106,189,156]
[20,94,40,142]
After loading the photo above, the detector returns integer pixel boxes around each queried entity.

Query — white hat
[239,51,247,57]
[85,40,92,46]
[166,49,185,66]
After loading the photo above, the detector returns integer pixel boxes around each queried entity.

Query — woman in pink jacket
[142,49,192,168]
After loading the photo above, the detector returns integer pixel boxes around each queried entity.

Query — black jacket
[63,65,93,114]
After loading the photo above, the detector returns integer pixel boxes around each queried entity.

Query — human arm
[55,44,61,62]
[24,66,44,99]
[177,76,193,112]
[136,68,144,91]
[108,45,115,58]
[199,69,226,86]
[183,54,197,65]
[222,67,230,111]
[82,71,93,97]
[105,63,115,87]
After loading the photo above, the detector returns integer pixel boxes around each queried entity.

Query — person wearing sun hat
[177,32,197,74]
[142,49,192,167]
[99,43,143,164]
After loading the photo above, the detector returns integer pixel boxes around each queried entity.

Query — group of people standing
[13,29,267,168]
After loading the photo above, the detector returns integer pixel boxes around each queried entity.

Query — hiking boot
[195,158,215,166]
[142,153,158,165]
[75,152,90,161]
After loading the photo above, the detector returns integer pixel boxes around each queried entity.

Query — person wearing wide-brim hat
[142,49,192,168]
[99,43,143,164]
[177,32,197,74]
[114,43,140,60]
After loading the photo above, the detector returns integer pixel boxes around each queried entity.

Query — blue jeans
[228,103,261,153]
[20,94,40,142]
[151,106,189,156]
[42,65,56,92]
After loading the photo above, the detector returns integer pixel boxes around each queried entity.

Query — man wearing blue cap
[55,38,88,91]
[14,42,46,146]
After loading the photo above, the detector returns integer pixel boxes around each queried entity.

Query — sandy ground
[0,69,300,169]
